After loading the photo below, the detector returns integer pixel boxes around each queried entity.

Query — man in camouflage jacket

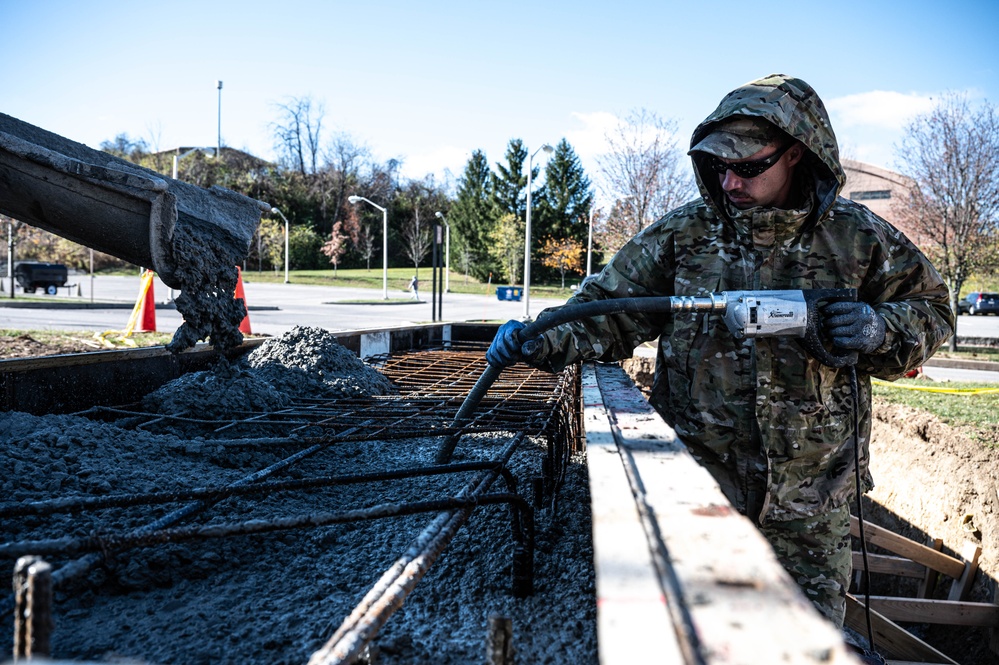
[488,74,954,626]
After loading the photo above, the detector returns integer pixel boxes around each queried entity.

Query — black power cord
[850,365,887,665]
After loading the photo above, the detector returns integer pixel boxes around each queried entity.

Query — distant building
[840,159,924,244]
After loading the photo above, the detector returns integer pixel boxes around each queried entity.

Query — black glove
[486,320,545,367]
[822,301,886,354]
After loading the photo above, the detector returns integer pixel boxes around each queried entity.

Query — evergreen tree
[450,150,498,280]
[490,139,534,219]
[535,138,593,250]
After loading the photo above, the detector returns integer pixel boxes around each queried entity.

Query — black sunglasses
[704,142,793,179]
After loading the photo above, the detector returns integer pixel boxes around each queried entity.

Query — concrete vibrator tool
[436,287,857,464]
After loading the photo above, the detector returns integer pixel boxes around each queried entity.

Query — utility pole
[216,80,223,159]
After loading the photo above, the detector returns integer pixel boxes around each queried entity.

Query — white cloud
[397,145,471,182]
[826,90,937,131]
[564,111,621,162]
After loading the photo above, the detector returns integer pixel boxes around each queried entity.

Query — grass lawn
[874,377,999,432]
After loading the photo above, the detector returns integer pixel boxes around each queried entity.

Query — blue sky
[3,0,997,192]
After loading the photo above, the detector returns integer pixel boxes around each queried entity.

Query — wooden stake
[917,537,943,598]
[13,556,53,660]
[26,560,53,658]
[486,614,513,665]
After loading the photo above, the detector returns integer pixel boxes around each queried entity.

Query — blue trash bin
[496,287,523,302]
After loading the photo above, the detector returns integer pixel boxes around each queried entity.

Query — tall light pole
[523,143,554,319]
[586,205,598,278]
[216,80,223,159]
[434,211,450,293]
[349,195,389,299]
[270,207,291,283]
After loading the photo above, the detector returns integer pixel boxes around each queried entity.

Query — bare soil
[0,332,104,359]
[866,397,998,665]
[0,332,174,359]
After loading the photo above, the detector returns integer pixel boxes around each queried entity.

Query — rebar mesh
[2,346,583,664]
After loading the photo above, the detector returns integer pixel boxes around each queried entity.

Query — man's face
[716,143,803,209]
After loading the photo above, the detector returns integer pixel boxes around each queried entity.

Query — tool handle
[800,288,859,368]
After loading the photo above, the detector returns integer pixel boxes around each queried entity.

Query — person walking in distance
[408,275,420,301]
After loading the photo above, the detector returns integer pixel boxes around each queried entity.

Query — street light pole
[434,211,450,293]
[523,143,553,320]
[587,205,597,277]
[349,196,389,300]
[270,207,291,283]
[216,80,223,159]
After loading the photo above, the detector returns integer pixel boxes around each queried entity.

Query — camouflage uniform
[532,74,954,625]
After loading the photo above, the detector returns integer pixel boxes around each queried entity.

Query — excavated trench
[1,327,597,664]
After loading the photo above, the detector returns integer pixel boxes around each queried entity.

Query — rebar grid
[4,347,581,662]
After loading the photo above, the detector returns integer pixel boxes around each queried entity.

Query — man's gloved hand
[486,320,545,367]
[822,301,886,354]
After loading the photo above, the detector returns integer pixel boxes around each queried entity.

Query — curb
[323,300,424,306]
[0,300,278,311]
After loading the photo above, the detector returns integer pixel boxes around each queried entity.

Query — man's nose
[720,169,744,191]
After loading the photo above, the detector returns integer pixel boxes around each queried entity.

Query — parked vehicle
[963,291,999,315]
[957,292,979,315]
[13,262,68,294]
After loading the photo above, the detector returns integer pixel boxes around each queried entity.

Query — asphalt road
[0,273,570,336]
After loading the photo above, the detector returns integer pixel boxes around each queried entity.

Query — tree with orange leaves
[540,236,585,289]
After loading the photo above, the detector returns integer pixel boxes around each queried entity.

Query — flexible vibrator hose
[434,296,720,464]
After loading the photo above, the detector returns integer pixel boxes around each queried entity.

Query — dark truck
[14,262,68,294]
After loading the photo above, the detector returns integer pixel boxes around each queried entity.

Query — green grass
[874,378,999,433]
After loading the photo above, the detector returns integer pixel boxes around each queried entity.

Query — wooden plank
[850,516,965,579]
[589,364,858,665]
[581,365,682,665]
[947,541,982,602]
[918,537,942,598]
[852,552,926,578]
[845,595,958,664]
[865,596,999,626]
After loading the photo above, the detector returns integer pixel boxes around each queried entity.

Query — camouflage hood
[689,74,845,222]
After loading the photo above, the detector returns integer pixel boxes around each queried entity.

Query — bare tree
[400,205,432,276]
[272,97,325,175]
[356,222,377,271]
[591,198,637,260]
[893,94,999,350]
[596,109,696,236]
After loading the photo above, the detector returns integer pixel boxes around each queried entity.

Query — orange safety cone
[234,267,252,334]
[137,270,156,332]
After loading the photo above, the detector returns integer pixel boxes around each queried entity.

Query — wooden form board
[583,363,859,664]
[845,595,958,664]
